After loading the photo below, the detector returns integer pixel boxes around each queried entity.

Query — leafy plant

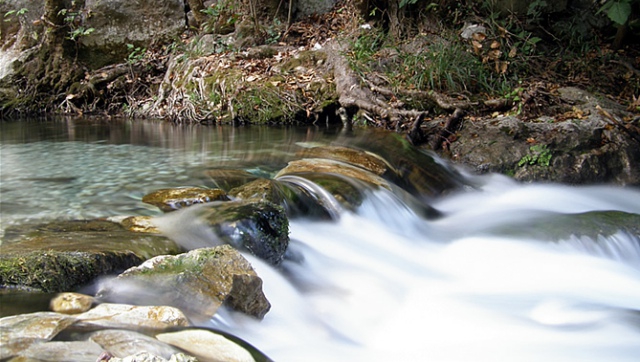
[518,144,552,167]
[598,0,637,25]
[68,26,94,41]
[58,7,95,41]
[200,0,240,34]
[126,43,147,64]
[4,7,28,21]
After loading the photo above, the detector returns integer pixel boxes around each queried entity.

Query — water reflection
[0,118,344,238]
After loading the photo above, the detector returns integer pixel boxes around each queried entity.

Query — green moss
[0,250,143,292]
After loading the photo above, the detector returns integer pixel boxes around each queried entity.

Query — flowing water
[2,119,640,361]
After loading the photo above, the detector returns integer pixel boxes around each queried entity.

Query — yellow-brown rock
[142,187,229,212]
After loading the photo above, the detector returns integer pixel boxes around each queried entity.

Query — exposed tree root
[324,38,474,138]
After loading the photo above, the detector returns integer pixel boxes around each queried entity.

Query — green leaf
[606,1,632,25]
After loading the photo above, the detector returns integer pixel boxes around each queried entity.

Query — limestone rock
[0,312,76,359]
[16,340,105,362]
[336,128,466,197]
[50,292,95,314]
[96,246,271,320]
[107,352,198,362]
[121,216,162,234]
[74,304,190,332]
[78,0,186,69]
[156,329,255,362]
[441,107,640,185]
[229,178,285,204]
[142,187,229,212]
[275,158,391,190]
[89,329,180,359]
[296,146,389,175]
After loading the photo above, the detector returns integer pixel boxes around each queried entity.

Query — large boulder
[0,220,182,292]
[0,0,186,78]
[78,0,186,68]
[441,88,640,185]
[96,246,271,320]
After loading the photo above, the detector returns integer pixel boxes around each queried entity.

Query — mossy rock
[0,220,182,292]
[228,178,285,204]
[142,187,230,212]
[296,145,389,176]
[275,158,392,190]
[200,201,289,266]
[96,246,271,320]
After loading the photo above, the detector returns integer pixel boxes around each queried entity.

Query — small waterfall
[199,175,640,362]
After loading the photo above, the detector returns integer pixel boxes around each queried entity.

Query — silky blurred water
[2,118,640,361]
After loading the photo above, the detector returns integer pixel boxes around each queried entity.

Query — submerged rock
[0,220,182,292]
[205,169,260,192]
[493,210,640,241]
[96,246,271,320]
[142,187,229,212]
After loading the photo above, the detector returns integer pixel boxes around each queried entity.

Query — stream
[2,118,640,361]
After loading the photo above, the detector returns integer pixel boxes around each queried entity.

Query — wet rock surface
[436,88,640,185]
[142,187,229,212]
[0,302,271,362]
[96,246,271,320]
[0,220,182,292]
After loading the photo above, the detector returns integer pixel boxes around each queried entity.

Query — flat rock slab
[0,220,182,292]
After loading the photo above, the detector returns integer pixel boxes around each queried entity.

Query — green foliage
[200,0,241,34]
[396,38,513,96]
[4,7,27,21]
[126,43,147,64]
[67,26,94,41]
[518,144,552,167]
[598,0,636,25]
[58,7,95,41]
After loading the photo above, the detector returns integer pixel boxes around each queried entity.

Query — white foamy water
[2,120,640,361]
[199,177,640,362]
